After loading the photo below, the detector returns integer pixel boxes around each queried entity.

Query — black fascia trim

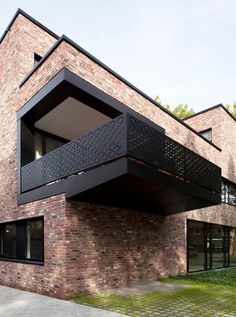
[184,103,236,124]
[0,8,59,44]
[17,181,68,205]
[17,68,66,120]
[0,257,44,266]
[18,157,221,208]
[66,158,128,198]
[18,35,221,151]
[127,159,221,205]
[17,68,165,134]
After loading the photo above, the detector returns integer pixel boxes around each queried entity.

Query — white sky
[1,0,235,111]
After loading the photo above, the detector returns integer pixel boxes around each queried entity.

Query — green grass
[169,267,236,288]
[73,269,236,317]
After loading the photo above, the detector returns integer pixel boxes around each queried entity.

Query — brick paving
[76,281,236,317]
[109,294,236,317]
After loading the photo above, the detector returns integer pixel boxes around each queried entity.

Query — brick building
[0,9,235,299]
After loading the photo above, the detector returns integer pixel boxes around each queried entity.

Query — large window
[188,220,236,272]
[221,178,236,206]
[0,217,43,263]
[35,130,66,159]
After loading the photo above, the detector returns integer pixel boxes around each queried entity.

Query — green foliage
[154,95,195,119]
[171,267,236,287]
[226,103,236,118]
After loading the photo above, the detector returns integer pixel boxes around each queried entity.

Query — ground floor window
[187,220,236,272]
[0,217,43,263]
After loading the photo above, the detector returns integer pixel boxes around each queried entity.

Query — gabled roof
[0,8,222,152]
[184,104,236,123]
[0,8,59,44]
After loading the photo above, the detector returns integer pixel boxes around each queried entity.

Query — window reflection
[188,220,236,272]
[229,228,236,266]
[188,221,205,272]
[221,178,236,206]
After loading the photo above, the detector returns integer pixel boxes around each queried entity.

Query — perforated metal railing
[21,113,221,193]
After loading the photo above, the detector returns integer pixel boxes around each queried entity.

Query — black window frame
[0,217,44,265]
[199,128,212,142]
[187,219,236,273]
[221,178,236,207]
[34,53,42,66]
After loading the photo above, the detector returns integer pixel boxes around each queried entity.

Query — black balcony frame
[17,68,221,215]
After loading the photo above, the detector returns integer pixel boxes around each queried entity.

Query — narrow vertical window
[4,223,16,258]
[26,219,43,261]
[0,226,3,256]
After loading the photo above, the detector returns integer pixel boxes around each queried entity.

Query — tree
[154,96,195,119]
[226,103,236,118]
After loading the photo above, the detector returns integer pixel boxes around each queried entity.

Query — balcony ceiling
[34,97,111,140]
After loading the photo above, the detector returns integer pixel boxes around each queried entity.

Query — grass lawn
[73,269,236,317]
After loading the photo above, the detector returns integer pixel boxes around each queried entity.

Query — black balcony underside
[20,113,221,214]
[66,158,220,215]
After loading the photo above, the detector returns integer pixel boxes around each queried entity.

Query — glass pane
[229,228,236,266]
[212,225,224,268]
[229,184,236,206]
[45,136,65,154]
[34,132,43,159]
[221,180,226,203]
[206,224,211,269]
[200,129,212,141]
[0,227,3,256]
[188,221,205,272]
[26,220,43,261]
[4,223,16,258]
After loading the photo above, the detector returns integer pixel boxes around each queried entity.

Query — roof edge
[19,35,221,152]
[184,103,236,123]
[0,8,59,44]
[10,9,220,152]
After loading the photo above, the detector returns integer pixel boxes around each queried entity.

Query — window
[34,130,66,159]
[4,223,16,258]
[187,220,236,272]
[221,178,236,206]
[199,128,212,142]
[0,217,43,263]
[26,219,43,261]
[34,53,42,66]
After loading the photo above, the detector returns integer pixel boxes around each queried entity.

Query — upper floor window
[34,53,42,66]
[34,130,67,159]
[222,178,236,206]
[199,128,212,142]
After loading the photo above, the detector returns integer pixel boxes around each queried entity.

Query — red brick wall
[185,107,236,183]
[65,201,186,296]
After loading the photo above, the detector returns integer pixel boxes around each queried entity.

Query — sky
[0,0,235,112]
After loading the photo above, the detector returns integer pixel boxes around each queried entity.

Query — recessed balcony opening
[33,97,112,160]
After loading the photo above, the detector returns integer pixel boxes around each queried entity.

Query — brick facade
[0,10,235,299]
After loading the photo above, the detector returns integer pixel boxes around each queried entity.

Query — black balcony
[20,113,221,215]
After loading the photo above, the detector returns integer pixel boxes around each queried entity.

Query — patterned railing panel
[127,114,221,193]
[21,115,126,192]
[21,113,221,193]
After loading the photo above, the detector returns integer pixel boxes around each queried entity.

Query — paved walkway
[109,280,189,296]
[0,285,128,317]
